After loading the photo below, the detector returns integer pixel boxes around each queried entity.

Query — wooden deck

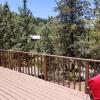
[0,67,90,100]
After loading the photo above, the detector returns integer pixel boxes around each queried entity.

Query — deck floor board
[0,67,90,100]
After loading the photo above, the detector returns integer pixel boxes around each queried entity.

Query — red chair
[88,74,100,100]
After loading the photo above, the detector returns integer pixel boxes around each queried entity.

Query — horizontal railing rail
[0,49,100,93]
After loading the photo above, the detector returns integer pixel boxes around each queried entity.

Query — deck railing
[0,49,100,93]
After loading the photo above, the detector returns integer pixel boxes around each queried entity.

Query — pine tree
[94,0,100,18]
[0,2,15,49]
[36,23,55,54]
[93,0,100,42]
[55,0,90,57]
[13,0,35,51]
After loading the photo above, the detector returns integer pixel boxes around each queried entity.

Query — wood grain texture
[0,67,90,100]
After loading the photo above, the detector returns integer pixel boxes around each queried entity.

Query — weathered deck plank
[0,67,90,100]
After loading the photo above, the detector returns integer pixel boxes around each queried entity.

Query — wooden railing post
[43,56,49,81]
[18,53,21,72]
[78,61,81,92]
[85,61,89,93]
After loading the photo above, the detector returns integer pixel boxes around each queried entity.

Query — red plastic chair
[88,74,100,100]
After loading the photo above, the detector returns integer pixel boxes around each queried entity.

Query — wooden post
[43,56,49,81]
[85,62,89,93]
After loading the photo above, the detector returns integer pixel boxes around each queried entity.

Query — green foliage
[55,0,90,56]
[35,21,55,54]
[13,0,34,51]
[0,2,16,49]
[0,0,100,59]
